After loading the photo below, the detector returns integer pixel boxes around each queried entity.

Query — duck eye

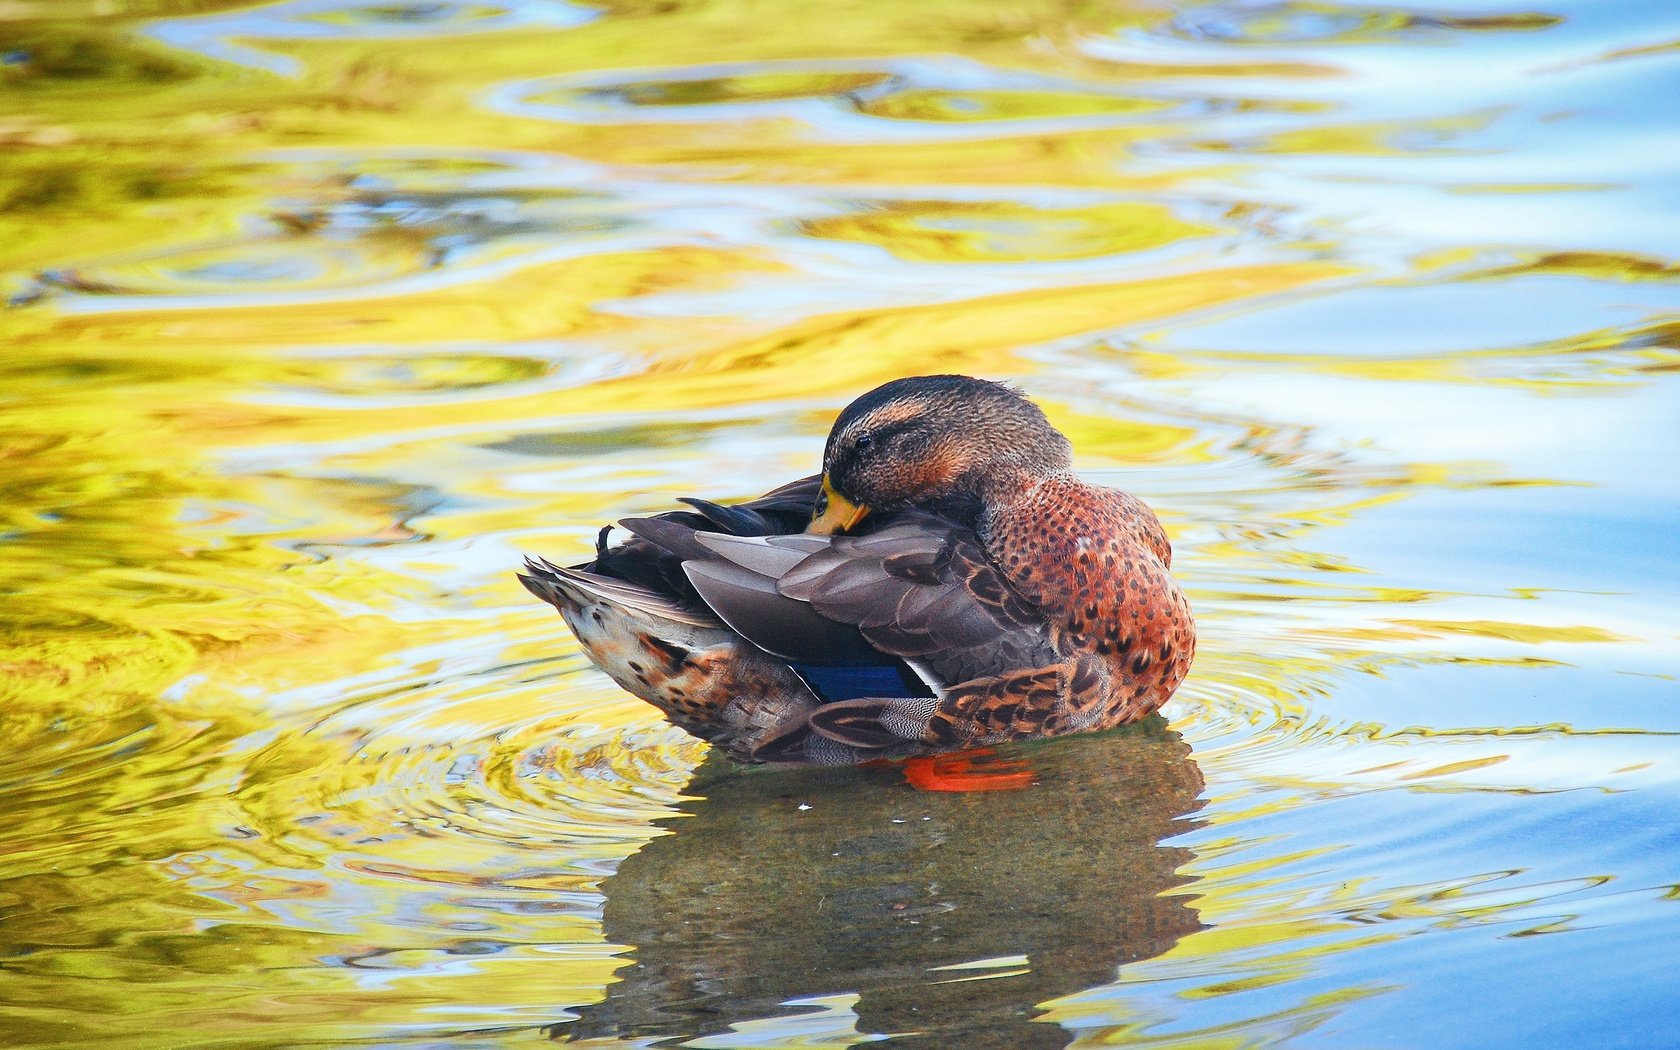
[855,434,874,451]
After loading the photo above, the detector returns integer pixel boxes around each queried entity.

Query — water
[2,0,1677,1046]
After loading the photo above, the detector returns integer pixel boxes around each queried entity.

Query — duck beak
[808,475,870,535]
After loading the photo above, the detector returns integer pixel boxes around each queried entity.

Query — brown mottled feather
[519,557,826,757]
[980,476,1196,734]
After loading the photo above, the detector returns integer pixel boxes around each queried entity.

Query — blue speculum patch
[788,661,934,702]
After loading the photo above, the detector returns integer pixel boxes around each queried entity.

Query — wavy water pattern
[2,0,1679,1047]
[490,57,1197,141]
[148,0,598,76]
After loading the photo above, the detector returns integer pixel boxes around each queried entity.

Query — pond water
[3,0,1678,1046]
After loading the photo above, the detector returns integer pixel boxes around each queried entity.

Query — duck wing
[587,474,823,617]
[692,514,1058,689]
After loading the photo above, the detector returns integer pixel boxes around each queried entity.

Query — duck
[519,374,1195,765]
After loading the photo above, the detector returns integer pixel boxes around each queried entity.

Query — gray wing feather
[693,532,815,579]
[682,559,883,666]
[618,516,712,561]
[776,520,1057,686]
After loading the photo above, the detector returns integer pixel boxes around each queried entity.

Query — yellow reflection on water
[803,199,1213,263]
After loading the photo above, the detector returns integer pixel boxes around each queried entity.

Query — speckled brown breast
[982,474,1196,728]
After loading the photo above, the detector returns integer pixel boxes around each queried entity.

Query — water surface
[2,0,1678,1046]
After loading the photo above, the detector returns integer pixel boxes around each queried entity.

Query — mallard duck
[520,375,1195,764]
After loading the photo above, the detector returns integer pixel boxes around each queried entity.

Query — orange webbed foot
[900,748,1036,792]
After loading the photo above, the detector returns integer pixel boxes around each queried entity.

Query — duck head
[809,375,1073,535]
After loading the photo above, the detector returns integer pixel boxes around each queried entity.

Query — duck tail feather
[521,558,719,628]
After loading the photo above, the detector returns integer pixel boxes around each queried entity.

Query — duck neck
[974,465,1066,539]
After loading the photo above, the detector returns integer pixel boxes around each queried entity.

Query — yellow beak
[807,475,871,535]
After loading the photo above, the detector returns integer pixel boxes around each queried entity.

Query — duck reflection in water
[550,719,1204,1049]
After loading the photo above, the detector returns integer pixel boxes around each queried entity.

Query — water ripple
[147,0,598,76]
[488,56,1197,142]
